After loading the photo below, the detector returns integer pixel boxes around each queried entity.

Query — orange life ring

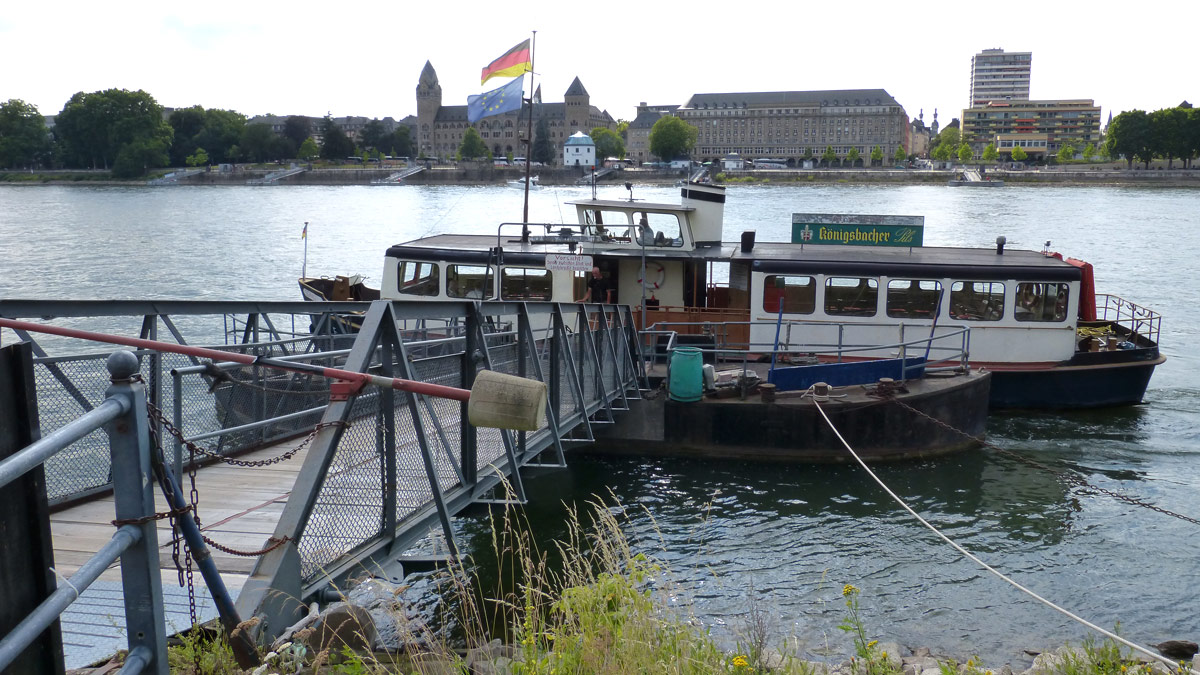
[637,262,666,290]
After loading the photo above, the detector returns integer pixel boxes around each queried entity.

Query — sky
[2,1,1193,128]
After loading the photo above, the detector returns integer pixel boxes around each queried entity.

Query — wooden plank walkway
[49,437,309,669]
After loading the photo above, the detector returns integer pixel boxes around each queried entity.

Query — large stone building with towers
[415,62,614,160]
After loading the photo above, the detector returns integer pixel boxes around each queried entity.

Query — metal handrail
[0,397,127,490]
[1094,294,1161,345]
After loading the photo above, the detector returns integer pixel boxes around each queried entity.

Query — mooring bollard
[759,383,776,403]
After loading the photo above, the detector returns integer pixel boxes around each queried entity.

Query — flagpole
[302,221,308,279]
[521,30,536,238]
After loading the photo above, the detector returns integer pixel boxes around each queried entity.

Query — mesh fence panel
[36,355,117,500]
[299,390,386,581]
[407,354,465,497]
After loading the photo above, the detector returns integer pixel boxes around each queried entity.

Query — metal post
[103,351,168,675]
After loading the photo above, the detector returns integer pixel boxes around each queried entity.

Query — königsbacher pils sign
[791,213,924,247]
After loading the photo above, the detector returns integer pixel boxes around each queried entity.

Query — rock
[1152,641,1199,660]
[308,602,377,654]
[469,655,513,675]
[913,647,933,658]
[919,668,944,675]
[903,655,942,674]
[347,577,405,611]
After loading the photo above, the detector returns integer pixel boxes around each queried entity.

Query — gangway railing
[246,166,307,185]
[372,165,425,183]
[146,169,204,185]
[0,347,254,673]
[1094,294,1161,346]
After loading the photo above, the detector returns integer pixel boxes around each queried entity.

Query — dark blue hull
[988,349,1164,410]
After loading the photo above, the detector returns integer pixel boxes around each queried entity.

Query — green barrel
[669,347,704,402]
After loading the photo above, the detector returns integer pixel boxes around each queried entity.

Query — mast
[521,30,537,239]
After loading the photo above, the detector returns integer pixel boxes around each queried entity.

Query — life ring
[637,262,666,290]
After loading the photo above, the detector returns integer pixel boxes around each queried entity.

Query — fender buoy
[638,262,666,290]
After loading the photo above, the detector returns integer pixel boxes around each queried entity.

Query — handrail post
[103,351,169,675]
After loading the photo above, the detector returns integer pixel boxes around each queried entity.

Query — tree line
[1105,104,1200,169]
[0,89,413,177]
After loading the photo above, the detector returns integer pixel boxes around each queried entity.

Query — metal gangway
[372,165,425,183]
[0,299,644,671]
[246,166,307,185]
[576,166,618,184]
[146,169,204,186]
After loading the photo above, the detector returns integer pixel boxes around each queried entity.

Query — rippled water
[3,182,1199,665]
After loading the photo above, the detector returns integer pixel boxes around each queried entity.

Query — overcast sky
[2,0,1192,127]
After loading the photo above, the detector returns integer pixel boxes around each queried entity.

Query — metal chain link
[889,396,1200,527]
[147,401,345,468]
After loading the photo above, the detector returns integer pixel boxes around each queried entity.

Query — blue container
[669,347,704,402]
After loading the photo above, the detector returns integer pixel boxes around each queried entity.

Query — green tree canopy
[1011,144,1028,162]
[54,88,173,171]
[822,145,837,165]
[298,138,320,161]
[931,143,951,162]
[982,143,998,162]
[803,147,813,160]
[390,126,413,157]
[1105,110,1151,169]
[1150,107,1190,168]
[846,147,861,165]
[185,147,209,167]
[894,144,907,163]
[359,119,390,152]
[531,118,554,164]
[1056,143,1075,164]
[239,123,290,162]
[615,119,630,141]
[170,106,246,165]
[957,143,973,163]
[282,116,312,149]
[1082,143,1095,162]
[591,126,625,160]
[0,99,50,168]
[648,116,697,161]
[870,145,883,164]
[459,127,487,160]
[318,115,355,160]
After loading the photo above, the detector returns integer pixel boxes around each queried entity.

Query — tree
[822,145,837,166]
[282,116,312,149]
[359,119,390,152]
[54,88,173,170]
[1105,110,1151,169]
[185,147,209,167]
[1011,145,1028,163]
[982,143,998,163]
[0,99,50,168]
[894,145,907,163]
[931,143,952,163]
[194,109,247,164]
[298,138,320,160]
[1151,107,1190,169]
[957,143,973,163]
[1056,143,1075,164]
[591,126,625,160]
[239,123,289,162]
[615,119,630,141]
[845,147,860,166]
[318,115,354,160]
[112,136,170,178]
[933,127,960,157]
[870,145,883,166]
[459,127,487,160]
[390,126,413,157]
[1081,144,1096,162]
[803,147,813,160]
[648,116,697,161]
[167,105,206,166]
[531,118,554,164]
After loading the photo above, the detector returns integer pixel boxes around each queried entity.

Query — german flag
[481,39,531,85]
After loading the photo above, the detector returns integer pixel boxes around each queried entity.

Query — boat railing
[642,320,971,378]
[1094,294,1161,346]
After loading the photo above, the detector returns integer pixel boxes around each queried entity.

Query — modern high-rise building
[969,48,1032,108]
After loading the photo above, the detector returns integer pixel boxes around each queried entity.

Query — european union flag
[467,78,524,124]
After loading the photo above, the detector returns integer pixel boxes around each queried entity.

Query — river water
[2,182,1199,665]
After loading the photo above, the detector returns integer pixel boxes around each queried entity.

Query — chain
[146,402,345,468]
[889,397,1200,527]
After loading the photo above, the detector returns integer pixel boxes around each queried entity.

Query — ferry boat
[374,181,1161,410]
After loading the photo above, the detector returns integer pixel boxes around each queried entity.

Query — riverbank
[5,165,1200,187]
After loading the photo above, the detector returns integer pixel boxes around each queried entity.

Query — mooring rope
[809,393,1191,672]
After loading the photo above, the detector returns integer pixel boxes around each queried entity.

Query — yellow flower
[732,655,749,668]
[1121,667,1126,673]
[882,652,888,660]
[843,584,860,597]
[868,641,878,648]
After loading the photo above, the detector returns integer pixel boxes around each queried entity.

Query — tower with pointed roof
[416,61,442,158]
[564,77,590,131]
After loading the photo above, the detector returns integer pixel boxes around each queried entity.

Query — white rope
[809,393,1191,673]
[49,566,81,602]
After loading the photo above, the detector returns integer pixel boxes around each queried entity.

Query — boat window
[1015,282,1070,322]
[949,281,1005,321]
[762,275,815,314]
[633,212,684,248]
[501,267,553,300]
[824,277,878,317]
[886,280,943,319]
[584,209,634,241]
[397,261,440,297]
[447,265,493,300]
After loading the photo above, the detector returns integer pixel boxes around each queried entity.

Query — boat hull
[592,370,990,462]
[986,351,1164,409]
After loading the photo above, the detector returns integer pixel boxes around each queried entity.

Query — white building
[969,48,1032,108]
[563,131,595,167]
